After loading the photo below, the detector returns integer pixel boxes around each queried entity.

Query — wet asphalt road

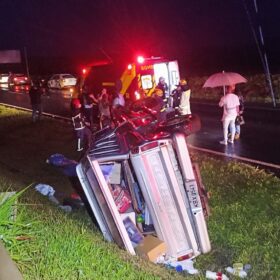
[0,86,73,117]
[189,102,280,166]
[0,86,279,173]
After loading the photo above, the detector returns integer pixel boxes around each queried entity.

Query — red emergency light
[127,64,132,70]
[137,56,145,64]
[82,68,87,75]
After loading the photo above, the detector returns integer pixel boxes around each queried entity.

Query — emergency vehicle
[80,56,180,101]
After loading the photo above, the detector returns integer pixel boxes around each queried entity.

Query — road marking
[188,144,280,169]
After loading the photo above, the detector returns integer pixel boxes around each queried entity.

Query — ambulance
[81,56,180,101]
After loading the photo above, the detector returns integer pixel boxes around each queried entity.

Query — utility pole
[253,0,276,107]
[24,47,30,78]
[243,0,276,107]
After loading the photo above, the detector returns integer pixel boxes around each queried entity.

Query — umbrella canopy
[203,71,247,88]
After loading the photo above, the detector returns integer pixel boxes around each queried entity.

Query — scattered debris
[34,184,72,212]
[15,236,32,241]
[157,256,199,275]
[35,184,55,197]
[206,270,229,280]
[243,264,252,273]
[226,262,249,278]
[46,153,78,177]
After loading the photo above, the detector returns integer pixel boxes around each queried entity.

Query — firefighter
[155,77,168,101]
[151,88,168,122]
[81,85,95,129]
[71,98,91,152]
[170,84,182,109]
[178,79,192,116]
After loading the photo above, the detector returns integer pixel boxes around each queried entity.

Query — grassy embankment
[0,105,279,279]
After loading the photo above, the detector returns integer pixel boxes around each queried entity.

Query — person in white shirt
[112,79,125,109]
[218,84,240,145]
[112,92,125,108]
[178,79,191,115]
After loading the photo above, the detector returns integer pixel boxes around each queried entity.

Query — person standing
[155,77,168,103]
[234,90,245,139]
[71,98,91,152]
[151,89,168,122]
[178,79,191,116]
[98,88,111,128]
[81,85,95,129]
[112,80,125,109]
[218,85,240,145]
[89,90,100,131]
[112,91,125,109]
[170,84,182,109]
[29,80,42,122]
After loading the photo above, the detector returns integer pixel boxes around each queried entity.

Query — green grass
[0,188,175,280]
[194,157,280,279]
[0,105,279,279]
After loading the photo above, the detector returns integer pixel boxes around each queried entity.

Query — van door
[153,63,169,96]
[76,158,136,255]
[153,61,180,97]
[167,61,180,93]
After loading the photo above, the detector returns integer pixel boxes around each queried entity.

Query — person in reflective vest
[155,76,168,102]
[71,98,91,152]
[151,88,168,121]
[170,84,182,109]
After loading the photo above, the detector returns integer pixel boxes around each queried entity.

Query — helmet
[178,79,187,86]
[153,88,164,97]
[159,77,165,83]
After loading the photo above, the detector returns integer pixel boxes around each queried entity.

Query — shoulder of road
[191,98,280,123]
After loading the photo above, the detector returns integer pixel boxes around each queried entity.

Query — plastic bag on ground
[35,184,55,197]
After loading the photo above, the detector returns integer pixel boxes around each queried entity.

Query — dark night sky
[0,0,279,75]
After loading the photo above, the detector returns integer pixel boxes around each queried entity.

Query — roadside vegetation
[189,73,280,105]
[0,105,279,279]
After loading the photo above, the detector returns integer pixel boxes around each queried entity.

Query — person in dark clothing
[151,89,168,122]
[233,90,245,139]
[90,92,100,130]
[29,81,42,122]
[81,86,94,128]
[170,84,182,109]
[81,85,100,131]
[71,98,92,152]
[155,77,168,101]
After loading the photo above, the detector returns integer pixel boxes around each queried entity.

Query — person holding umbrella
[218,84,240,145]
[203,71,247,144]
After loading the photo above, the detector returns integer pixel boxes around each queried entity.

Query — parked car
[48,74,77,89]
[0,73,10,84]
[8,73,31,86]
